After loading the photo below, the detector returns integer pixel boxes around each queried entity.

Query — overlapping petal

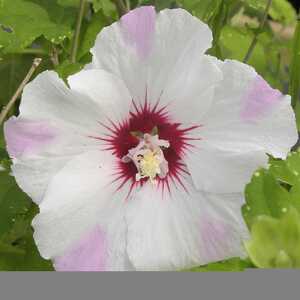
[184,60,297,193]
[32,150,133,271]
[5,70,132,203]
[89,7,221,123]
[126,180,248,270]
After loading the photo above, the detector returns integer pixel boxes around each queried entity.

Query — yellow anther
[139,151,161,182]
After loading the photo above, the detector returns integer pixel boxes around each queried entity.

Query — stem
[71,0,86,63]
[243,0,272,63]
[50,46,60,67]
[112,0,128,17]
[0,58,42,126]
[125,0,130,11]
[289,14,300,109]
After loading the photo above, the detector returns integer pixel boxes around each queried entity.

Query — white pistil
[122,133,169,183]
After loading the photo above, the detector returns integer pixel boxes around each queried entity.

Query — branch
[243,0,272,63]
[0,58,42,126]
[71,0,86,63]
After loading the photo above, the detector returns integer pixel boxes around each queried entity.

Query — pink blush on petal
[4,117,56,158]
[54,226,107,272]
[200,217,230,262]
[241,75,281,122]
[121,6,156,59]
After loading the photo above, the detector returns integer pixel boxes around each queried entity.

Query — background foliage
[0,0,300,271]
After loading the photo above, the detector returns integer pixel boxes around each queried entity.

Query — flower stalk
[71,0,86,63]
[243,0,272,64]
[0,58,42,126]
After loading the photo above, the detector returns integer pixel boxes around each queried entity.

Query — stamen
[122,133,169,183]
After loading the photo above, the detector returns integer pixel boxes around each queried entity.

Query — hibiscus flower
[4,6,297,271]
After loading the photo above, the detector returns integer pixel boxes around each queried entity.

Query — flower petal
[68,69,132,123]
[185,59,297,193]
[54,226,107,271]
[4,117,57,158]
[125,181,248,270]
[5,69,131,203]
[32,150,132,271]
[90,7,213,107]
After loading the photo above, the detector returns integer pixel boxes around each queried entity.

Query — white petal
[5,69,131,203]
[186,147,268,193]
[32,150,132,270]
[90,7,214,111]
[68,69,132,123]
[185,59,297,193]
[161,55,222,123]
[19,71,102,134]
[126,180,248,270]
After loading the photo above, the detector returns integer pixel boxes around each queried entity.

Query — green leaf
[0,54,34,106]
[244,0,297,25]
[289,18,300,114]
[93,0,117,17]
[0,169,53,270]
[184,257,253,272]
[178,0,223,22]
[0,170,31,236]
[245,208,300,268]
[0,0,76,53]
[269,152,300,186]
[57,0,80,6]
[220,25,275,76]
[78,10,108,59]
[55,60,84,81]
[243,152,300,229]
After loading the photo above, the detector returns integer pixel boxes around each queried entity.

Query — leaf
[243,152,300,229]
[0,170,31,236]
[244,0,297,25]
[178,0,222,22]
[0,54,34,106]
[58,0,117,17]
[0,169,53,270]
[220,25,266,73]
[289,18,300,116]
[78,10,108,59]
[245,208,300,268]
[93,0,117,17]
[0,0,76,53]
[269,152,300,186]
[55,60,84,81]
[184,257,253,272]
[57,0,81,6]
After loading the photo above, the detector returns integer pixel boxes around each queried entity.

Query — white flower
[4,6,297,271]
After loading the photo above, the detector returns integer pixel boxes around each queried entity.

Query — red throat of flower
[91,99,201,196]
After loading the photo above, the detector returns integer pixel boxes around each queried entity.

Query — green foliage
[0,168,53,270]
[243,152,300,269]
[0,0,77,54]
[245,208,300,268]
[243,152,300,229]
[289,19,300,128]
[245,0,297,25]
[0,55,34,106]
[78,10,108,59]
[185,257,253,272]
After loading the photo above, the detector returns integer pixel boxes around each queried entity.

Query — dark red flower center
[93,100,200,195]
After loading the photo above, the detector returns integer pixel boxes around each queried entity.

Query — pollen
[122,133,170,184]
[138,150,161,183]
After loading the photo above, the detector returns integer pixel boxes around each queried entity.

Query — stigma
[122,133,169,183]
